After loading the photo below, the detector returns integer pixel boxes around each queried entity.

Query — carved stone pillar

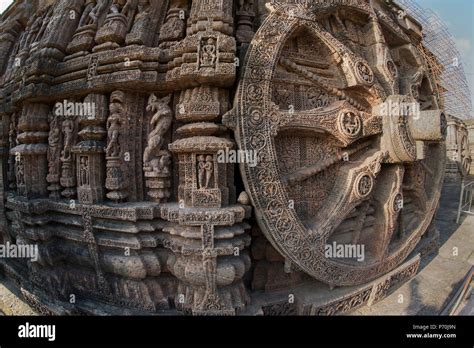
[162,0,251,315]
[72,94,108,204]
[10,104,50,198]
[236,0,256,46]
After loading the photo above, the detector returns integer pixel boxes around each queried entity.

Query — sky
[0,0,11,14]
[417,0,474,114]
[0,0,473,109]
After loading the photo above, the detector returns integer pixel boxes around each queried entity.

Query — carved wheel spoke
[308,150,386,238]
[370,165,405,261]
[230,3,445,286]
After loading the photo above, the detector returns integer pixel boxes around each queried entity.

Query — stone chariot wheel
[225,3,446,287]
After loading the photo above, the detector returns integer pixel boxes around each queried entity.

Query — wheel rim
[228,3,446,286]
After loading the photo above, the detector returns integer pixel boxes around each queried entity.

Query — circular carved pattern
[391,192,404,213]
[355,173,373,198]
[232,4,444,287]
[355,61,374,84]
[248,67,266,80]
[249,133,266,152]
[267,199,285,217]
[262,182,279,198]
[277,214,294,233]
[338,111,362,137]
[386,60,398,78]
[247,84,264,101]
[249,107,264,126]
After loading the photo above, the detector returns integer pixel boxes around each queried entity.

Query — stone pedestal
[10,104,50,199]
[105,156,127,202]
[73,93,107,204]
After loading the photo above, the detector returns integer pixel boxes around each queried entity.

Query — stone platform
[0,177,472,316]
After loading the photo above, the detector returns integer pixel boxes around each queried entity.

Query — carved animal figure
[143,94,172,166]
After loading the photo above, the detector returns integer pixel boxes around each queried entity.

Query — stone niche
[0,0,450,315]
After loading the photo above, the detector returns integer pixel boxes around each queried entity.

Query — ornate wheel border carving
[231,4,444,286]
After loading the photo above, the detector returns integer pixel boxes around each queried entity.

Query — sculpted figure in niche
[200,38,217,68]
[110,0,136,17]
[16,158,24,186]
[8,115,17,152]
[79,0,109,27]
[127,0,152,44]
[106,116,121,157]
[79,0,96,26]
[143,94,172,172]
[61,118,75,161]
[205,155,214,188]
[47,114,61,175]
[132,0,151,26]
[106,91,125,158]
[80,156,90,185]
[238,0,254,12]
[24,13,43,48]
[198,155,206,189]
[198,155,214,189]
[34,7,53,44]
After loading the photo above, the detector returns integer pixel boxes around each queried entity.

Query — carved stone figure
[143,94,172,169]
[200,38,217,68]
[80,156,90,185]
[46,113,62,198]
[60,118,75,161]
[110,0,134,16]
[106,116,121,157]
[129,0,152,34]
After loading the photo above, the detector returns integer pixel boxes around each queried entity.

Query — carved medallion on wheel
[225,2,446,287]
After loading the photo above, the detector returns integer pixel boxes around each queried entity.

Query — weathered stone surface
[0,0,453,315]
